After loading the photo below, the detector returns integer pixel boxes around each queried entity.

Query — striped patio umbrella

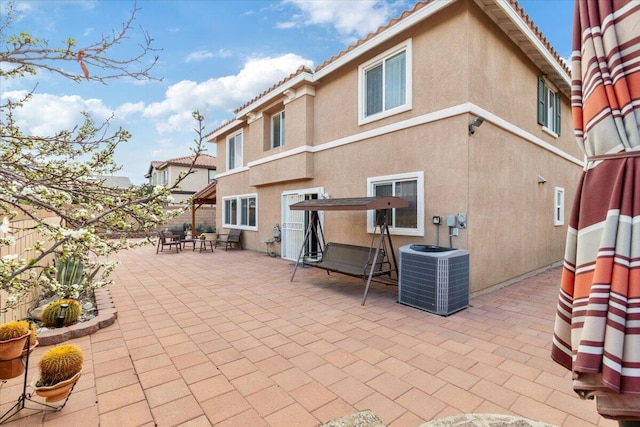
[551,0,640,422]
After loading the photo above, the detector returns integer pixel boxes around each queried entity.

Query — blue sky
[1,0,574,185]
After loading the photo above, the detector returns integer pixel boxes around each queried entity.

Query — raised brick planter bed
[37,288,117,346]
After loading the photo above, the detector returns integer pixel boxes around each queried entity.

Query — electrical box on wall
[432,216,441,225]
[446,215,456,227]
[457,213,467,228]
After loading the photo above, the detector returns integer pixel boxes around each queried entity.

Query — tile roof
[151,154,217,170]
[207,0,570,138]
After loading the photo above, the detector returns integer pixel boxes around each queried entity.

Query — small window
[554,187,565,226]
[227,131,243,170]
[367,172,424,236]
[271,110,285,149]
[359,40,412,124]
[208,169,216,183]
[223,194,257,229]
[162,169,168,185]
[538,75,561,135]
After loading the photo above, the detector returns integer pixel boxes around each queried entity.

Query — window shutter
[537,75,546,126]
[554,93,561,135]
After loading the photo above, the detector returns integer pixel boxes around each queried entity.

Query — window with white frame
[161,169,168,185]
[554,187,565,226]
[208,169,216,183]
[227,131,243,170]
[367,172,423,236]
[223,194,257,229]
[271,110,285,149]
[537,75,561,135]
[359,40,412,124]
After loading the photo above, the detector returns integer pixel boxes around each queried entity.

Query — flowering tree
[0,2,205,308]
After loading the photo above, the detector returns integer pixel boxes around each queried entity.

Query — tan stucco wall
[211,0,583,292]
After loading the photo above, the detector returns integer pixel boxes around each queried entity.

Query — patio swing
[289,196,409,305]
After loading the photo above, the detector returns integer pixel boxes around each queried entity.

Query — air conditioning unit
[399,244,470,316]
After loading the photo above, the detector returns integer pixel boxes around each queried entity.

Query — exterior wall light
[468,116,485,135]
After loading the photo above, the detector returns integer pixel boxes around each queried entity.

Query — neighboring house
[207,0,584,294]
[145,154,217,204]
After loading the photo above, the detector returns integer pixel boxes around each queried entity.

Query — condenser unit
[399,244,470,316]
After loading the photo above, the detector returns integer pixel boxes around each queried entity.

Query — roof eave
[207,119,246,141]
[234,71,315,119]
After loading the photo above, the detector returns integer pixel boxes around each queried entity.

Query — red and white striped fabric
[550,0,640,420]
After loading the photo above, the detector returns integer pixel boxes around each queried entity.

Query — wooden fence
[0,210,58,323]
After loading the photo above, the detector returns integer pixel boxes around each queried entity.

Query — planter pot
[0,338,38,380]
[32,371,82,403]
[21,339,38,358]
[0,358,25,380]
[202,232,217,241]
[0,332,29,361]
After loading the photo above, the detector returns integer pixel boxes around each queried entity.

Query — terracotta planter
[0,332,29,360]
[0,358,25,380]
[32,371,82,403]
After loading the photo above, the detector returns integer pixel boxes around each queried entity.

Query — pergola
[190,180,216,232]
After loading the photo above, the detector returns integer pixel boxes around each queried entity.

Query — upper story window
[554,187,565,226]
[161,169,168,185]
[227,131,243,170]
[359,39,412,125]
[271,110,285,149]
[208,169,216,183]
[367,171,423,236]
[223,194,257,230]
[537,75,561,136]
[151,171,157,186]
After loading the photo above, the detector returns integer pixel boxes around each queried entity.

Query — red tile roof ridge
[154,153,217,168]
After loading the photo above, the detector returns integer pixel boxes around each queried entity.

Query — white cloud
[1,90,112,136]
[143,53,313,132]
[281,0,391,38]
[115,101,145,119]
[185,50,215,63]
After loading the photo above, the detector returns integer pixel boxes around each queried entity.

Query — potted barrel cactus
[0,320,30,360]
[32,344,83,402]
[0,320,34,380]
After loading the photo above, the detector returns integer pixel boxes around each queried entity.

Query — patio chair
[215,229,242,251]
[156,231,181,253]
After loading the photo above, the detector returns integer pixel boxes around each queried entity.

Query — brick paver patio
[0,245,617,426]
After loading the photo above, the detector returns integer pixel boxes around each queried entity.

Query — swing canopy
[289,196,408,211]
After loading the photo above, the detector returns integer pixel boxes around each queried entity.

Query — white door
[281,189,322,261]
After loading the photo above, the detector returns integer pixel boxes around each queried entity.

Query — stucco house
[145,154,217,205]
[207,0,584,294]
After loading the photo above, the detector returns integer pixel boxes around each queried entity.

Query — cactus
[55,257,84,289]
[38,344,83,386]
[41,299,82,327]
[0,321,30,342]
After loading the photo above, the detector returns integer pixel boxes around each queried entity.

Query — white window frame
[161,169,168,185]
[208,169,216,183]
[271,110,285,149]
[367,171,424,236]
[227,131,243,171]
[358,39,413,125]
[554,187,565,226]
[223,193,258,231]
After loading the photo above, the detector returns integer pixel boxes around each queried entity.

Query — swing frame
[289,196,409,305]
